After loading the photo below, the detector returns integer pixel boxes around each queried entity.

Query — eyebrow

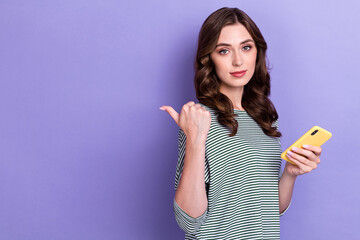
[215,39,254,48]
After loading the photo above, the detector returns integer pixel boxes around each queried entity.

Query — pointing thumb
[160,106,179,126]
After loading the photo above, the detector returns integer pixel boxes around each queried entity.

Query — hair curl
[194,7,282,138]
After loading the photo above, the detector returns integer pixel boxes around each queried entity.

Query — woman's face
[210,23,257,92]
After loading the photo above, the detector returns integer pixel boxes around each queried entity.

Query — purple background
[0,0,359,239]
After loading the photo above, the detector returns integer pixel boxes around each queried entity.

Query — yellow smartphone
[281,126,332,165]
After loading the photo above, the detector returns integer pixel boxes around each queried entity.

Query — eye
[219,49,229,55]
[243,45,252,51]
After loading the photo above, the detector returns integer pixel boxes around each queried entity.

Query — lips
[230,70,247,77]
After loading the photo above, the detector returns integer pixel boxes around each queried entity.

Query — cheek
[214,59,228,72]
[252,51,257,64]
[216,65,228,79]
[248,53,257,69]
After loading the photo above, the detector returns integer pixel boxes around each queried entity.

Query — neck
[219,84,244,110]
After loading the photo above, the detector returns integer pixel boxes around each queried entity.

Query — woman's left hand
[284,145,322,177]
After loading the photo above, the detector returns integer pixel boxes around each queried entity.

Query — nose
[232,50,243,66]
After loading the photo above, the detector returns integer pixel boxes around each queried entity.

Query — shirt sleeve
[274,119,282,182]
[173,128,208,234]
[274,119,292,217]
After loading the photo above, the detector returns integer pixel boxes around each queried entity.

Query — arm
[274,119,294,216]
[160,102,211,234]
[175,136,208,217]
[278,143,322,216]
[278,169,296,216]
[173,128,208,234]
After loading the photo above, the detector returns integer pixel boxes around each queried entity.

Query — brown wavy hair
[194,7,282,138]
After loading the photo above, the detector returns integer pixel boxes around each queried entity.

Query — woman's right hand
[160,101,211,143]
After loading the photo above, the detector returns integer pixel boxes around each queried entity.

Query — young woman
[160,7,322,240]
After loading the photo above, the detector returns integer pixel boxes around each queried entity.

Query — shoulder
[272,119,279,130]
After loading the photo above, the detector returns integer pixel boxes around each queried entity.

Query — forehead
[217,23,253,43]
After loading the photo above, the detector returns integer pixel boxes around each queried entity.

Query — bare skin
[160,101,211,218]
[210,22,257,110]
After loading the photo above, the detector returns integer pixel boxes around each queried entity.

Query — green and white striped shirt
[173,103,291,240]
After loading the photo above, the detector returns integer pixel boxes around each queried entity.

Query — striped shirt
[173,103,291,240]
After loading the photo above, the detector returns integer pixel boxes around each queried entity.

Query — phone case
[281,125,332,165]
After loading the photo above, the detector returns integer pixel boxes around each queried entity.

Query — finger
[193,103,202,109]
[160,106,179,125]
[291,147,317,161]
[287,154,312,173]
[303,145,322,156]
[182,101,196,112]
[287,151,317,169]
[185,101,196,107]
